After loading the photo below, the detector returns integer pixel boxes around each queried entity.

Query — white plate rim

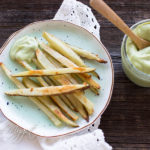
[0,20,114,138]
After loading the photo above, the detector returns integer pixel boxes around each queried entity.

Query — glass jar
[121,19,150,87]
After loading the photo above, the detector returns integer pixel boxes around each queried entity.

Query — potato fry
[40,43,100,90]
[41,36,100,79]
[5,83,89,97]
[77,74,99,95]
[41,69,78,112]
[44,58,89,119]
[42,77,78,118]
[44,53,80,85]
[42,32,85,67]
[17,60,33,70]
[44,56,98,95]
[71,74,83,84]
[18,61,79,121]
[44,52,63,68]
[38,66,87,116]
[0,63,24,89]
[36,50,94,115]
[0,63,62,126]
[45,54,98,95]
[41,73,77,112]
[73,92,94,115]
[37,77,49,87]
[66,43,107,63]
[36,50,72,85]
[40,43,79,68]
[90,71,100,79]
[36,49,80,83]
[20,54,91,117]
[66,94,89,121]
[43,77,78,116]
[18,60,51,87]
[59,95,76,111]
[44,45,100,79]
[23,77,78,127]
[43,76,58,86]
[44,59,91,118]
[12,67,95,77]
[30,97,62,126]
[28,97,62,127]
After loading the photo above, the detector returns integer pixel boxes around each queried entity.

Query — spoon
[90,0,150,50]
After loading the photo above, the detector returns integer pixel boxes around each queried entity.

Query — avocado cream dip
[121,20,150,87]
[10,36,38,62]
[126,22,150,74]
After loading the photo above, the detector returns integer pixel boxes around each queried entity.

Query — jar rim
[122,19,150,79]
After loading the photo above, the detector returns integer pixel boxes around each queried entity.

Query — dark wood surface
[0,0,150,149]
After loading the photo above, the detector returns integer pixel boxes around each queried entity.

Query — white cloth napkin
[38,130,112,150]
[0,0,112,149]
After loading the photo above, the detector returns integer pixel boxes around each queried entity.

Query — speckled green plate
[0,20,114,137]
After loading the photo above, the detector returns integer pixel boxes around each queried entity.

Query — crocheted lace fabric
[54,0,100,40]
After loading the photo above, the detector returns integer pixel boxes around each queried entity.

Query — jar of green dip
[121,19,150,87]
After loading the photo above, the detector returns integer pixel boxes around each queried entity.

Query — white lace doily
[0,0,112,149]
[54,0,100,40]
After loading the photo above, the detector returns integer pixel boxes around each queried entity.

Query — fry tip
[85,116,89,122]
[98,59,107,63]
[83,82,88,86]
[36,49,40,55]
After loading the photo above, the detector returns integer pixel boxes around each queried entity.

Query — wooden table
[0,0,150,149]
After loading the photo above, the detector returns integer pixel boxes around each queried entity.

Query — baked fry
[44,56,98,95]
[12,67,95,77]
[39,57,86,115]
[66,43,107,63]
[59,95,76,111]
[44,53,81,85]
[18,61,79,121]
[0,63,62,126]
[23,77,78,127]
[40,43,100,89]
[66,94,89,121]
[42,32,85,67]
[5,83,89,96]
[36,50,94,115]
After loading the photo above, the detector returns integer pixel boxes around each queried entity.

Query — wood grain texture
[0,0,150,149]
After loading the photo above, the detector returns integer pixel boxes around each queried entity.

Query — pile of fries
[0,32,107,127]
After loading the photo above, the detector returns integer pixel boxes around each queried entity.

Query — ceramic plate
[0,20,114,137]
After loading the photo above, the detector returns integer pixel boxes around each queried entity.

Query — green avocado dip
[10,36,38,62]
[126,22,150,74]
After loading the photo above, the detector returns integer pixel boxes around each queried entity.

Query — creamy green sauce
[126,22,150,74]
[10,36,38,62]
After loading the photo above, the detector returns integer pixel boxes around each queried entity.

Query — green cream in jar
[126,22,150,74]
[121,20,150,87]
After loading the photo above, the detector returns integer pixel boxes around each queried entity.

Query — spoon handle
[90,0,144,49]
